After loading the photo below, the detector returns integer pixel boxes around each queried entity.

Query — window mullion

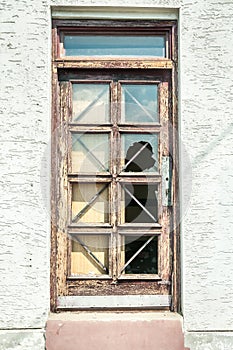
[110,81,119,280]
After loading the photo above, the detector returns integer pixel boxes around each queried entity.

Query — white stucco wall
[0,0,51,328]
[181,0,233,330]
[1,0,233,349]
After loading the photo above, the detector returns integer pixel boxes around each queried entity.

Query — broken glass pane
[121,134,158,172]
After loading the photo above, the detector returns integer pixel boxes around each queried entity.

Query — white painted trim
[57,295,171,309]
[51,6,178,20]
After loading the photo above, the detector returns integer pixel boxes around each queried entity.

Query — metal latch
[162,156,172,206]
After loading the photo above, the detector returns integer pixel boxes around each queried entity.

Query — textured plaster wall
[0,0,51,325]
[0,0,51,348]
[1,0,233,349]
[180,0,233,332]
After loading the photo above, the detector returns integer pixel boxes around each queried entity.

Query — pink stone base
[46,313,185,350]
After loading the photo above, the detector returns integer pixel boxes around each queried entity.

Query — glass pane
[121,134,158,172]
[72,133,109,173]
[122,84,158,123]
[72,183,109,223]
[72,83,109,124]
[64,35,166,57]
[71,235,109,275]
[121,235,158,274]
[121,184,158,224]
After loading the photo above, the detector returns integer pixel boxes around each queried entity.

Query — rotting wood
[117,176,161,183]
[68,223,112,230]
[69,126,112,132]
[55,59,173,70]
[58,69,170,82]
[171,22,180,312]
[56,82,70,298]
[53,19,177,28]
[118,274,161,281]
[53,19,177,29]
[67,279,170,296]
[68,275,111,280]
[118,126,161,133]
[50,59,59,312]
[68,176,112,183]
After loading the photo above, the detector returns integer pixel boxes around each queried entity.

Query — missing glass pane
[122,134,158,172]
[121,184,158,224]
[122,235,158,274]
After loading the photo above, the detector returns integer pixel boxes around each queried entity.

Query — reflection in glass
[122,235,158,274]
[122,184,158,224]
[72,133,109,173]
[122,134,158,172]
[72,84,109,123]
[72,183,109,223]
[71,235,109,275]
[64,35,166,57]
[122,84,158,123]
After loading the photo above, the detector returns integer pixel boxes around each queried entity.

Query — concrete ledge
[185,332,233,350]
[46,312,184,350]
[0,330,45,350]
[51,6,179,20]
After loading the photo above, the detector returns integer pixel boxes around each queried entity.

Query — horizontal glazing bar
[69,125,112,131]
[67,275,111,280]
[68,175,112,182]
[118,230,161,235]
[117,176,161,183]
[118,274,161,280]
[69,223,112,228]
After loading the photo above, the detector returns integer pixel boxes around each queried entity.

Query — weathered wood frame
[51,19,179,312]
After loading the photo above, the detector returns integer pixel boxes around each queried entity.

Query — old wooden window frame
[51,19,179,312]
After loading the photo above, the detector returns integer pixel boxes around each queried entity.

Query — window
[51,20,178,311]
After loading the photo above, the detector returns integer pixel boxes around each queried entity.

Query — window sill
[56,294,171,310]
